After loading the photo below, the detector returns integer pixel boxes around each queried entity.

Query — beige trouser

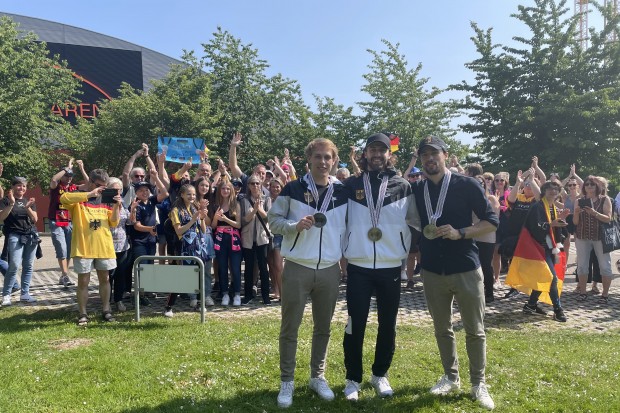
[279,260,340,382]
[423,268,487,386]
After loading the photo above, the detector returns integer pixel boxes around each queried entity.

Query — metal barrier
[132,255,206,323]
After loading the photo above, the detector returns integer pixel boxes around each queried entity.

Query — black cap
[133,181,153,191]
[62,168,74,177]
[417,135,448,155]
[365,133,391,149]
[231,178,243,187]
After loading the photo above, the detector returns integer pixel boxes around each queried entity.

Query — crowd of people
[0,132,619,410]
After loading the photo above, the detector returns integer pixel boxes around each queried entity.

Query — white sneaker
[59,274,74,287]
[370,374,393,398]
[221,294,230,306]
[233,294,241,306]
[343,379,361,401]
[189,298,198,308]
[277,380,294,408]
[400,270,408,281]
[116,301,126,312]
[20,293,37,303]
[1,295,11,306]
[163,309,174,318]
[309,377,335,401]
[205,296,215,306]
[430,375,461,396]
[472,383,495,410]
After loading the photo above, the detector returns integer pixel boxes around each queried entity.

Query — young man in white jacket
[268,138,348,408]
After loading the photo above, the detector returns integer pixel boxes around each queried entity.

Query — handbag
[601,220,620,253]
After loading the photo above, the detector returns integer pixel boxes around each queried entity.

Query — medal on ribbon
[363,172,389,241]
[305,173,334,228]
[423,170,452,240]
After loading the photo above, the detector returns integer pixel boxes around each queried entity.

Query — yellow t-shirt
[59,192,119,259]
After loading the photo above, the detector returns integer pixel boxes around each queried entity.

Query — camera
[101,188,119,204]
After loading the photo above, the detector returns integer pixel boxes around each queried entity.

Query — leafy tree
[312,96,366,164]
[358,39,463,170]
[86,61,221,176]
[201,28,314,172]
[453,0,620,186]
[0,16,80,186]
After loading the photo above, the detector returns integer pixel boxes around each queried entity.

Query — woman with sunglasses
[240,174,272,305]
[573,176,614,303]
[491,171,510,284]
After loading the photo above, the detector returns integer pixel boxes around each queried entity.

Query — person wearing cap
[411,135,498,410]
[129,169,169,269]
[268,138,348,408]
[48,159,83,288]
[0,176,39,306]
[60,169,122,324]
[341,133,418,401]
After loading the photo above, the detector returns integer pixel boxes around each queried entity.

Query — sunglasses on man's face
[584,182,596,187]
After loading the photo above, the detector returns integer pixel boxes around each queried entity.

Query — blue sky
[0,1,606,145]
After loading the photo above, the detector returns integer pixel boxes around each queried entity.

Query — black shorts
[409,226,421,254]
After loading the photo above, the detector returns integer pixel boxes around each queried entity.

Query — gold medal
[423,224,438,240]
[368,227,383,241]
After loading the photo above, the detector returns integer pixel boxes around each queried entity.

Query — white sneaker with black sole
[20,293,37,303]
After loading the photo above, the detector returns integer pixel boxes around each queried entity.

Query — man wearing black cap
[411,135,498,410]
[342,132,418,401]
[48,159,83,287]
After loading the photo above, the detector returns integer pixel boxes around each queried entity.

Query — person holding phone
[573,176,614,302]
[59,169,121,325]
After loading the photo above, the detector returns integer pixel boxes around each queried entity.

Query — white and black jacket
[268,176,348,270]
[344,169,419,269]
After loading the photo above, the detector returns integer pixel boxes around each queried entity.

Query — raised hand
[7,189,15,204]
[231,132,243,147]
[25,197,36,208]
[142,143,149,156]
[531,156,539,168]
[0,161,3,177]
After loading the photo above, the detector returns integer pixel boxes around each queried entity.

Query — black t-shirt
[0,197,37,235]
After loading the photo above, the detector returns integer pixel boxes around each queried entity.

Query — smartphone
[101,188,118,204]
[578,198,591,209]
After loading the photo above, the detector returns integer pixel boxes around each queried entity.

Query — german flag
[389,134,400,153]
[505,227,565,305]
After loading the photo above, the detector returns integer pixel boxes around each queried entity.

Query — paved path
[4,235,620,332]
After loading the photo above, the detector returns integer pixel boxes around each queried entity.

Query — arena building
[0,12,181,231]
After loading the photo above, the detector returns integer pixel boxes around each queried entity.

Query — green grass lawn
[0,307,618,413]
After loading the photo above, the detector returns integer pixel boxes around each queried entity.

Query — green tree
[312,96,366,164]
[454,0,620,185]
[0,16,80,186]
[201,28,314,172]
[358,39,463,170]
[86,60,221,176]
